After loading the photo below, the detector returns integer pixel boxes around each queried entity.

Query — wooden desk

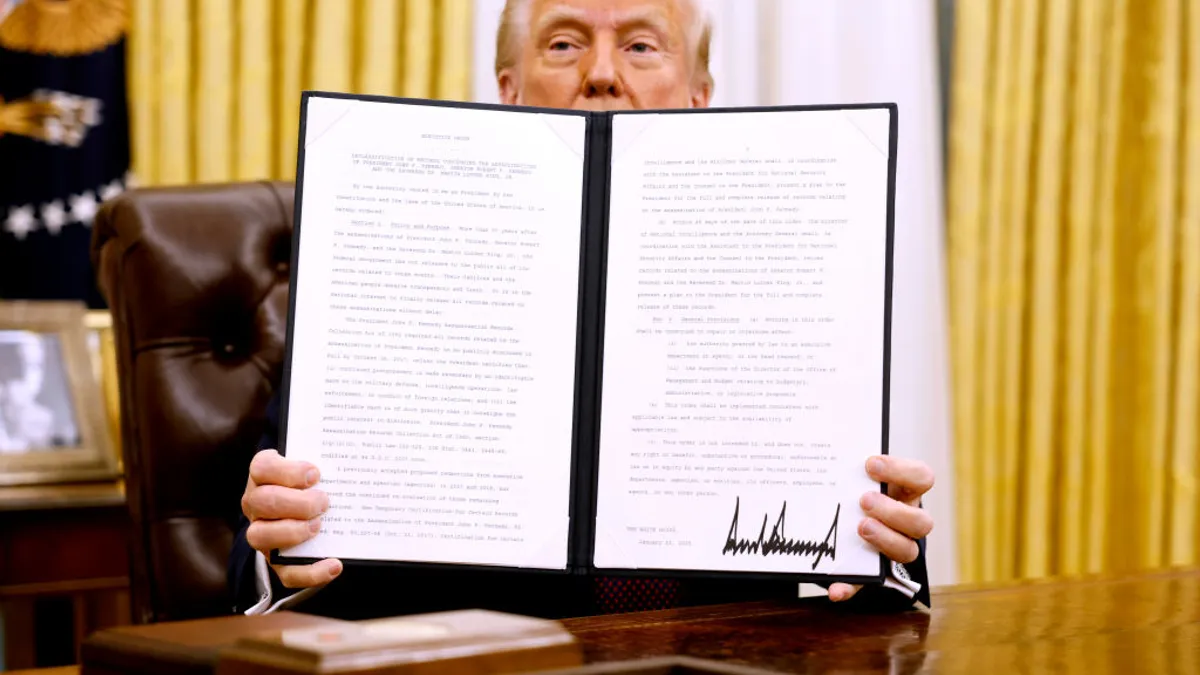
[0,481,131,670]
[562,566,1200,672]
[16,566,1200,673]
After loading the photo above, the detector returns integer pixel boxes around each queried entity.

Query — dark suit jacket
[229,393,929,619]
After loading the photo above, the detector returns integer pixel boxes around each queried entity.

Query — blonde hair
[494,0,713,89]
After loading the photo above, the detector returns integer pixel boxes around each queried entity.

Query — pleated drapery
[948,0,1200,583]
[127,0,472,186]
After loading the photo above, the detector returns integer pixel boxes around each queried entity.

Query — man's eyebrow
[531,6,589,35]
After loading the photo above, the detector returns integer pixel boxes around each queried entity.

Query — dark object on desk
[91,181,297,623]
[217,609,582,674]
[80,611,347,675]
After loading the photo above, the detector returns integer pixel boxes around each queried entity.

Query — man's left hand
[829,455,935,602]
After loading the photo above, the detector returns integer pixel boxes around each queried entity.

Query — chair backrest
[91,181,294,623]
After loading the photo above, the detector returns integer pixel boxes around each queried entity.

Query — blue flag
[0,0,132,308]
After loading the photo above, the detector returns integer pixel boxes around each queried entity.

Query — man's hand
[829,455,934,602]
[241,449,342,589]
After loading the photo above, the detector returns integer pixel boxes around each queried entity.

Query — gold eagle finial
[0,0,128,57]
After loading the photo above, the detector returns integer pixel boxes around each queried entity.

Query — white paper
[593,108,892,577]
[282,95,586,570]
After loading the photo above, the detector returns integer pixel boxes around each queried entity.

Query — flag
[0,0,132,308]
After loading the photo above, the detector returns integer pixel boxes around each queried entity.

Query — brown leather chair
[90,181,295,624]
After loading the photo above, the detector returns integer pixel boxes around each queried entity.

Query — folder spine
[569,111,613,573]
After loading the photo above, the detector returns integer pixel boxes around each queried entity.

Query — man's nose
[580,43,623,98]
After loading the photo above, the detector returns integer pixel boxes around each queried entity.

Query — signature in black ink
[721,497,838,570]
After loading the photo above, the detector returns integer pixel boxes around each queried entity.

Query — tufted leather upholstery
[90,181,295,624]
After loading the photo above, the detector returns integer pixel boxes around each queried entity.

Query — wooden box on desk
[80,609,582,675]
[80,612,349,675]
[217,609,582,674]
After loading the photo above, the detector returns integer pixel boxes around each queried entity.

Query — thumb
[271,558,343,589]
[828,583,862,602]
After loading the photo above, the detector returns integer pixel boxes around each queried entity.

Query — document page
[593,107,893,577]
[281,95,587,570]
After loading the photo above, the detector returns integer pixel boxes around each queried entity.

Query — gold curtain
[127,0,473,186]
[948,0,1200,584]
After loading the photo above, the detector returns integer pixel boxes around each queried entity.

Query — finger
[866,455,935,505]
[272,558,343,589]
[246,484,329,521]
[860,491,933,540]
[828,583,861,602]
[249,449,320,490]
[858,517,920,564]
[246,517,322,552]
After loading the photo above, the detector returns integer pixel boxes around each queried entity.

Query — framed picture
[85,308,122,465]
[0,300,120,486]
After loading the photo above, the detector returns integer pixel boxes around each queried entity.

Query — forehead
[526,0,691,32]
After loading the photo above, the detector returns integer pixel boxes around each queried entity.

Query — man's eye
[549,41,573,51]
[629,42,654,53]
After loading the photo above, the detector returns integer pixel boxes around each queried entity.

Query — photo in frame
[0,300,120,486]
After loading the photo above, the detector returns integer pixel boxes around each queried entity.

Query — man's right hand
[241,449,342,589]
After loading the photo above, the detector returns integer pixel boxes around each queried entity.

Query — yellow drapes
[127,0,472,186]
[949,0,1200,583]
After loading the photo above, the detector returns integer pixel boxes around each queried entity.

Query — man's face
[499,0,711,111]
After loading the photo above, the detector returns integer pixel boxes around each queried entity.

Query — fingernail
[306,469,318,486]
[860,518,875,536]
[323,494,331,512]
[329,560,343,577]
[308,517,321,533]
[868,457,885,475]
[860,492,880,511]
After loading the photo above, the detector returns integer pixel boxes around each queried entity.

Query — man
[229,0,935,618]
[0,331,57,452]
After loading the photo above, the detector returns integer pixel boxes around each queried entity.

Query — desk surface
[13,566,1200,674]
[563,566,1200,672]
[575,566,1200,672]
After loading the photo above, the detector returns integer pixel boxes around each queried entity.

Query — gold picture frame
[85,308,123,467]
[0,300,120,486]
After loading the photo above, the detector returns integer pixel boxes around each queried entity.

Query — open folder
[272,91,898,587]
